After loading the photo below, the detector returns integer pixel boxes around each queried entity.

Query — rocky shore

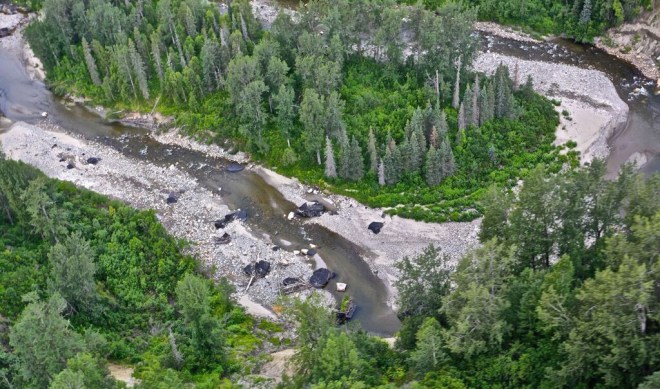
[474,52,629,163]
[0,120,337,319]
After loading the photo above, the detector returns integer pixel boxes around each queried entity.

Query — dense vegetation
[400,0,654,41]
[23,0,574,222]
[0,157,286,388]
[281,162,660,388]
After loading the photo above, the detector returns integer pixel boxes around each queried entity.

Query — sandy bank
[474,52,629,163]
[0,120,328,318]
[254,166,481,308]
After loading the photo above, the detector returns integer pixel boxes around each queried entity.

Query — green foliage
[0,159,257,387]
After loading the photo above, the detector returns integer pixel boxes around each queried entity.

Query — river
[0,10,658,336]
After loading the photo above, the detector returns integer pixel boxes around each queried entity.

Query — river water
[0,18,658,335]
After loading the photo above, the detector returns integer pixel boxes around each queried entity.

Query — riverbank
[254,165,480,308]
[0,120,333,319]
[474,52,629,163]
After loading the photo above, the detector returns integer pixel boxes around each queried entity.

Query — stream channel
[0,18,658,336]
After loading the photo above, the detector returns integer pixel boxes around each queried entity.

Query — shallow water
[483,34,660,176]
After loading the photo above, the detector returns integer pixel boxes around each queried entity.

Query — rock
[86,157,99,165]
[295,201,325,218]
[227,163,244,172]
[66,163,74,169]
[310,244,317,248]
[243,264,254,277]
[215,232,231,245]
[307,249,317,256]
[214,209,248,228]
[282,277,300,286]
[41,112,48,118]
[166,193,178,204]
[293,250,300,255]
[309,268,334,288]
[255,260,271,277]
[368,221,384,234]
[271,245,280,251]
[336,282,347,292]
[301,248,309,255]
[287,211,295,220]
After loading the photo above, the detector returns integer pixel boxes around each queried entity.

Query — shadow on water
[0,46,401,336]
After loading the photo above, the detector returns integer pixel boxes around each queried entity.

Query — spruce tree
[378,158,386,186]
[128,39,149,100]
[82,38,101,86]
[151,32,164,81]
[338,136,351,180]
[425,146,443,186]
[458,102,466,131]
[440,138,456,177]
[464,83,474,127]
[324,136,337,179]
[409,131,423,172]
[472,76,480,126]
[368,128,378,173]
[429,126,440,149]
[452,56,461,109]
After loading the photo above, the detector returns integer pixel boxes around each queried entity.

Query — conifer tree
[338,136,350,180]
[324,136,337,179]
[150,31,164,81]
[274,85,296,145]
[368,128,378,173]
[129,39,149,100]
[82,37,101,86]
[452,56,461,109]
[440,138,456,177]
[409,131,424,172]
[458,102,466,131]
[472,76,480,125]
[378,158,386,186]
[425,146,443,186]
[464,83,474,127]
[300,89,326,165]
[479,81,494,126]
[429,126,440,149]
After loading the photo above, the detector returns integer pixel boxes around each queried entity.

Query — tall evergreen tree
[324,136,337,179]
[440,138,456,178]
[464,83,474,127]
[368,128,378,173]
[300,89,326,165]
[82,37,101,86]
[472,75,480,125]
[425,146,443,186]
[378,158,386,186]
[452,56,461,109]
[458,102,466,131]
[128,38,149,100]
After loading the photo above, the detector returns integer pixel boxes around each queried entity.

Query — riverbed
[1,4,658,336]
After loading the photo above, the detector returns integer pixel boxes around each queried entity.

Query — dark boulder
[307,249,317,256]
[215,232,231,245]
[309,268,334,288]
[166,193,178,204]
[66,163,74,169]
[272,245,280,251]
[282,277,300,286]
[243,264,254,277]
[227,163,244,173]
[254,260,271,277]
[368,221,384,234]
[86,157,99,165]
[214,209,248,229]
[295,201,325,218]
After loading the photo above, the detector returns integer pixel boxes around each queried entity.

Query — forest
[22,0,575,222]
[400,0,654,41]
[1,148,658,388]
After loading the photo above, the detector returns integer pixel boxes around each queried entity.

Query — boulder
[215,232,231,245]
[282,277,300,286]
[307,249,317,256]
[309,268,334,288]
[287,211,295,220]
[301,248,309,255]
[295,201,325,218]
[214,209,248,228]
[66,163,74,169]
[227,163,244,173]
[336,282,347,292]
[255,260,271,277]
[166,193,178,204]
[368,221,384,234]
[86,157,99,165]
[243,264,254,277]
